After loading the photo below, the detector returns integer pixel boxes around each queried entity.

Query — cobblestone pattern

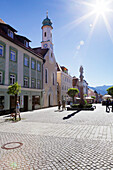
[1,132,113,169]
[0,104,113,169]
[0,122,113,141]
[21,105,113,126]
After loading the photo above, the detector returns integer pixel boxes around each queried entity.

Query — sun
[93,0,108,16]
[62,0,113,42]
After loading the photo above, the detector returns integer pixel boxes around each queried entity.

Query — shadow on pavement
[63,110,81,120]
[3,115,10,118]
[54,110,64,112]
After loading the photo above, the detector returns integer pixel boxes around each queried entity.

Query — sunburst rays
[61,0,113,42]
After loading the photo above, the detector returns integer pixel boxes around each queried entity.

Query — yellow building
[57,63,73,104]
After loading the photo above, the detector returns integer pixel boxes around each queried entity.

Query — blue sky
[1,0,113,86]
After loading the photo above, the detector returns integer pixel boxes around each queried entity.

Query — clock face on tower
[50,44,53,50]
[43,43,48,48]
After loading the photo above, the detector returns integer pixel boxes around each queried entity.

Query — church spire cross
[46,10,48,18]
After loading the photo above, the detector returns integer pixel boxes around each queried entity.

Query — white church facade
[33,12,57,107]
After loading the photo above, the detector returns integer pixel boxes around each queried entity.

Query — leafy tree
[84,99,87,105]
[84,94,87,97]
[107,86,113,98]
[67,88,79,104]
[7,82,21,119]
[91,96,96,99]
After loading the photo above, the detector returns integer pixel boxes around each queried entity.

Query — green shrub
[71,104,92,108]
[84,104,92,108]
[84,100,87,105]
[91,96,96,99]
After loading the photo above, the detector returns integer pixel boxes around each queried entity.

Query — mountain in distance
[88,85,113,95]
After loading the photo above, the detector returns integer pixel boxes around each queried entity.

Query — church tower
[41,12,57,107]
[41,11,53,51]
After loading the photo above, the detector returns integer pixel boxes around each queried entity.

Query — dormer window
[8,29,14,39]
[24,40,29,48]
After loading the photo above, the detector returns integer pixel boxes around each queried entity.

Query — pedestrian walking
[111,100,113,112]
[106,98,110,112]
[16,101,21,120]
[58,100,61,111]
[62,100,66,111]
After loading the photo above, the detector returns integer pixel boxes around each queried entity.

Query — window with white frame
[31,60,35,69]
[37,80,41,89]
[24,57,29,67]
[10,74,15,85]
[24,77,28,87]
[37,62,41,71]
[0,72,3,84]
[8,29,14,39]
[31,79,35,88]
[10,50,16,61]
[0,45,3,56]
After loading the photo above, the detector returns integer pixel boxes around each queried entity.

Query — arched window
[53,73,55,85]
[45,68,48,83]
[44,32,46,37]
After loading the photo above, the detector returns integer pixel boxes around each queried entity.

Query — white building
[33,12,57,107]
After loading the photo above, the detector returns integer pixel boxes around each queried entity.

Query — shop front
[32,95,40,110]
[0,86,43,114]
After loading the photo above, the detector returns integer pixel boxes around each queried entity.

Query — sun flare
[69,0,113,42]
[93,0,108,16]
[62,0,113,43]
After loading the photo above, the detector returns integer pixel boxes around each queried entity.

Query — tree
[107,86,113,98]
[91,96,96,99]
[7,82,21,119]
[67,88,79,104]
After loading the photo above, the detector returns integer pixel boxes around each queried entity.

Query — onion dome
[42,11,53,27]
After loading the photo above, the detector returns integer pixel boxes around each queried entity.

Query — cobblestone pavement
[0,104,113,169]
